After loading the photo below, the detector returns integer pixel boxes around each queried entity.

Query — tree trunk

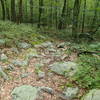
[18,0,23,23]
[30,0,33,24]
[58,0,67,29]
[5,0,10,20]
[81,0,86,33]
[11,0,16,21]
[38,0,43,28]
[0,0,5,20]
[72,0,81,38]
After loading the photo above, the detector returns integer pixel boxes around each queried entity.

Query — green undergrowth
[0,20,50,47]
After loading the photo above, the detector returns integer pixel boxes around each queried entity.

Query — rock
[11,47,19,54]
[18,42,31,49]
[7,64,15,71]
[60,87,79,100]
[0,53,8,61]
[20,72,32,78]
[82,89,100,100]
[12,59,28,67]
[0,66,9,80]
[11,85,40,100]
[35,63,44,68]
[49,62,77,76]
[0,39,6,46]
[35,41,54,48]
[40,86,54,95]
[38,71,45,79]
[11,85,54,100]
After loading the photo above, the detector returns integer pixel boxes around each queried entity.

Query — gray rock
[40,86,54,95]
[60,87,79,100]
[18,42,31,49]
[82,89,100,100]
[0,39,6,46]
[11,48,19,54]
[35,63,44,68]
[49,62,77,76]
[20,72,32,78]
[11,85,54,100]
[38,71,45,79]
[7,64,15,71]
[11,85,40,100]
[0,53,8,61]
[0,66,9,80]
[35,41,54,48]
[12,59,28,67]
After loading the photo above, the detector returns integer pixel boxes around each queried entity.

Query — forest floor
[0,41,83,100]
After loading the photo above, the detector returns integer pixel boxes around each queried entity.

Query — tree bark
[81,0,86,33]
[0,0,5,20]
[58,0,67,29]
[11,0,16,21]
[30,0,33,24]
[72,0,81,38]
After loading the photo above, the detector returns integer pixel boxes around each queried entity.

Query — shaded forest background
[0,0,100,40]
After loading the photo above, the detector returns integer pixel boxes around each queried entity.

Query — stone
[11,85,54,100]
[0,66,9,80]
[18,42,31,49]
[38,71,45,79]
[82,89,100,100]
[12,59,28,67]
[0,53,8,61]
[11,48,19,54]
[49,62,77,76]
[40,86,54,95]
[11,85,40,100]
[20,72,32,78]
[7,64,15,71]
[60,87,79,100]
[35,41,54,48]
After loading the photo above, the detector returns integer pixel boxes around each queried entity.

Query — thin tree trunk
[38,0,43,28]
[81,0,86,33]
[5,0,10,20]
[72,0,81,38]
[11,0,16,21]
[58,0,67,29]
[30,0,33,24]
[0,0,5,20]
[18,0,23,23]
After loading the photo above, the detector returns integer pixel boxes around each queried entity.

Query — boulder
[82,89,100,100]
[0,53,8,61]
[0,66,9,80]
[18,42,31,49]
[11,85,54,100]
[49,62,77,76]
[60,87,79,100]
[0,39,6,46]
[11,85,40,100]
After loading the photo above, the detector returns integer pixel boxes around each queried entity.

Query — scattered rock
[11,47,19,54]
[49,62,77,76]
[20,72,32,78]
[7,64,15,71]
[40,86,54,95]
[82,89,100,100]
[11,85,40,100]
[38,71,45,79]
[18,42,31,49]
[0,66,9,80]
[60,87,79,100]
[11,85,54,100]
[35,41,54,48]
[12,59,28,67]
[0,53,8,61]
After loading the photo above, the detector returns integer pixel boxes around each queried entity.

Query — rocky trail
[0,41,99,100]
